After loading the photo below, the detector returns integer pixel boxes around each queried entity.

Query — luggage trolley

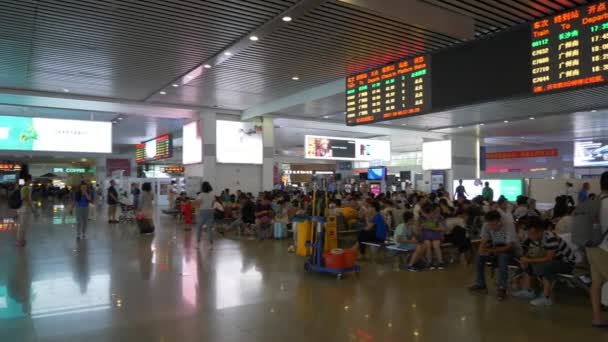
[304,216,360,279]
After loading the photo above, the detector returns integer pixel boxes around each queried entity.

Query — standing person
[139,182,155,234]
[588,171,608,328]
[168,181,177,209]
[88,183,97,221]
[131,183,141,211]
[107,180,119,223]
[194,182,215,249]
[482,182,494,202]
[70,182,92,240]
[578,182,591,204]
[454,180,468,200]
[15,175,33,247]
[563,182,576,206]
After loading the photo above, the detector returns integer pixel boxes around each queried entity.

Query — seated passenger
[468,210,520,301]
[444,209,473,264]
[351,202,388,257]
[418,203,446,270]
[255,195,274,240]
[512,217,576,307]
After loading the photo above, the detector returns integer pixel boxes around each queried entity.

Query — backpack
[8,188,22,210]
[571,195,608,247]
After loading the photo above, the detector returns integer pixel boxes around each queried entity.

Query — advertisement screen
[305,135,390,161]
[452,179,523,202]
[135,134,172,164]
[216,121,263,164]
[0,115,111,153]
[574,140,608,167]
[422,140,452,170]
[367,167,386,180]
[183,121,202,165]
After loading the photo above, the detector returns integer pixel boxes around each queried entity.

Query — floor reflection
[215,255,263,310]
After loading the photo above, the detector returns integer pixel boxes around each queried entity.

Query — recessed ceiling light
[323,115,330,119]
[81,158,87,162]
[62,88,70,92]
[479,123,485,126]
[117,117,123,121]
[401,123,407,126]
[282,16,292,22]
[224,51,232,56]
[159,90,167,95]
[249,35,259,41]
[172,83,179,87]
[504,120,509,123]
[292,76,300,80]
[203,64,212,69]
[458,126,463,128]
[529,117,535,120]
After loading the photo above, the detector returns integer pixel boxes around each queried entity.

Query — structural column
[183,110,216,195]
[262,116,275,191]
[449,136,480,187]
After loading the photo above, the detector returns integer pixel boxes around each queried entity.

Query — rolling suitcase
[274,221,287,239]
[137,216,155,235]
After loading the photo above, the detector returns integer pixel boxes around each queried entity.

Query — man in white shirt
[588,171,608,328]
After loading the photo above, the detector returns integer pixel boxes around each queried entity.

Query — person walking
[70,182,93,240]
[482,182,494,202]
[107,180,119,223]
[588,171,608,328]
[138,182,155,234]
[578,182,591,204]
[194,182,215,249]
[15,175,33,247]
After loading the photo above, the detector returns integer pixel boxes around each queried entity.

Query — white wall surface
[529,178,601,204]
[215,164,263,194]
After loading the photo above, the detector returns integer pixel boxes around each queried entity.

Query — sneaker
[530,296,553,307]
[436,262,446,270]
[429,264,437,270]
[497,288,507,301]
[406,266,420,272]
[512,289,535,300]
[468,285,488,294]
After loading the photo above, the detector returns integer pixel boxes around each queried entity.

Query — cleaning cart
[304,215,360,279]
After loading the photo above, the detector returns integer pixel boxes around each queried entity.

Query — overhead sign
[53,167,95,174]
[162,166,185,173]
[216,121,263,165]
[304,135,391,162]
[135,134,172,164]
[532,4,608,93]
[574,140,608,167]
[453,179,523,202]
[183,121,202,165]
[0,116,112,153]
[486,148,558,159]
[422,140,452,170]
[0,163,21,172]
[346,55,431,125]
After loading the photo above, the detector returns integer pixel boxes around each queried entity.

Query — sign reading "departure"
[532,3,608,93]
[346,55,431,126]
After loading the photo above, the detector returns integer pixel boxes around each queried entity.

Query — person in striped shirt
[512,216,576,307]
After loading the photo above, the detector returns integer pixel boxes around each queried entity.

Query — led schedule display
[532,3,608,93]
[135,134,172,164]
[346,55,431,125]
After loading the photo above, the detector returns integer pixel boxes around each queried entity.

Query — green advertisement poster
[500,180,523,201]
[0,116,36,151]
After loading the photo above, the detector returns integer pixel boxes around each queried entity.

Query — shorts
[587,247,608,284]
[396,243,418,251]
[525,260,573,281]
[421,229,443,241]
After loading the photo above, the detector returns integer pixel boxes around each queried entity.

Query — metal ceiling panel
[0,0,296,99]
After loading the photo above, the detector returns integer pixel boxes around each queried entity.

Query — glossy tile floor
[0,203,605,342]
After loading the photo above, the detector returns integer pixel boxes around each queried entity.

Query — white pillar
[450,136,479,189]
[262,116,275,191]
[201,110,217,188]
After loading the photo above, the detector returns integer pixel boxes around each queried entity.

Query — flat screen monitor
[359,172,368,180]
[367,167,386,180]
[452,179,523,202]
[574,140,608,167]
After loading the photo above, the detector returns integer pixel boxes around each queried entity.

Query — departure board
[135,134,173,163]
[346,55,431,125]
[532,3,608,94]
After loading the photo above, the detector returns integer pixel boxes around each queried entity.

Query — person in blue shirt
[352,201,387,257]
[578,182,590,203]
[70,181,93,240]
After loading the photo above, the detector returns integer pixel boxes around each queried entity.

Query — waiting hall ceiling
[0,0,591,112]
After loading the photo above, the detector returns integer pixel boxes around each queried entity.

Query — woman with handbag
[138,182,155,234]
